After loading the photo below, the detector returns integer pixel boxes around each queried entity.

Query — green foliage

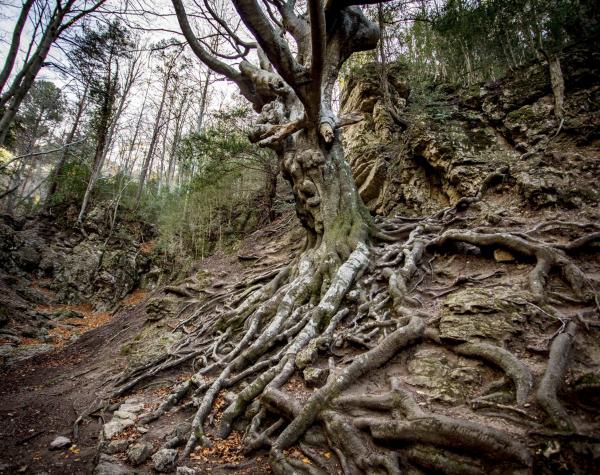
[13,80,64,154]
[45,159,91,207]
[155,108,280,260]
[397,0,599,87]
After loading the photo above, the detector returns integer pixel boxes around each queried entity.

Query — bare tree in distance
[0,0,109,146]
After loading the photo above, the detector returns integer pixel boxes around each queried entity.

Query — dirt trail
[0,216,299,474]
[0,297,150,474]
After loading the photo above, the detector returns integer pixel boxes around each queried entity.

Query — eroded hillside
[1,45,599,475]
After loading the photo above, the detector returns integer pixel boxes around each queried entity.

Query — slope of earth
[1,44,599,475]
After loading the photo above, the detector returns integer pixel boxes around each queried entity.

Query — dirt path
[0,301,149,474]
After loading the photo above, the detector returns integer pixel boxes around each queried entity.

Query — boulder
[152,448,178,472]
[102,439,129,455]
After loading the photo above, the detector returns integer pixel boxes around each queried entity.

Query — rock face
[342,47,600,217]
[438,288,529,344]
[0,202,156,365]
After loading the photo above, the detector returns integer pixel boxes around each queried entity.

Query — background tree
[73,19,133,222]
[0,0,108,145]
[2,79,64,209]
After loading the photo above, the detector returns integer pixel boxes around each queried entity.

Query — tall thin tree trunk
[0,1,77,145]
[0,0,36,95]
[45,83,89,205]
[78,68,117,223]
[135,72,171,207]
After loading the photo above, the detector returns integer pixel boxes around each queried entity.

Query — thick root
[536,321,577,431]
[434,229,589,302]
[452,342,533,405]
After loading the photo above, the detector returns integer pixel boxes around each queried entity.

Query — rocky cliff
[0,203,157,364]
[342,46,600,218]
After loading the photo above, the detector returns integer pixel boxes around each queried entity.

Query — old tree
[113,0,596,473]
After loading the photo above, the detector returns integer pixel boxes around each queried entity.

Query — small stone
[176,468,197,475]
[119,403,144,414]
[49,436,71,450]
[94,454,132,475]
[494,249,515,262]
[152,448,178,472]
[127,442,153,466]
[103,439,129,454]
[137,426,149,434]
[303,367,329,387]
[103,418,134,439]
[113,410,136,420]
[124,397,142,404]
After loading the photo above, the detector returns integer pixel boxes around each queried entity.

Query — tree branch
[232,0,304,91]
[171,0,259,106]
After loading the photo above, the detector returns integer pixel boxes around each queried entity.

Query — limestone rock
[152,448,178,472]
[49,436,71,450]
[102,439,129,454]
[119,403,145,414]
[176,468,197,475]
[295,340,319,369]
[146,297,179,321]
[494,249,515,262]
[303,367,329,387]
[438,288,528,344]
[94,454,132,475]
[127,441,153,466]
[103,417,134,439]
[405,346,482,403]
[113,410,137,420]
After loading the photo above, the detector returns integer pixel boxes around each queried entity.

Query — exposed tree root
[452,342,533,405]
[536,321,578,431]
[103,205,600,473]
[433,229,592,302]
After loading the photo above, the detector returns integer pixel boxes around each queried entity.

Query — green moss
[506,106,537,123]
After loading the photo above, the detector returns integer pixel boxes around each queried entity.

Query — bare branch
[172,0,259,106]
[232,0,304,90]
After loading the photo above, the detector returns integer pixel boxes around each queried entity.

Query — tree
[1,79,64,208]
[73,20,134,222]
[134,40,186,207]
[114,0,419,469]
[98,1,598,473]
[0,0,108,146]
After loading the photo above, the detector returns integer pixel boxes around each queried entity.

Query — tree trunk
[280,130,371,255]
[45,83,89,204]
[0,1,75,146]
[77,69,117,223]
[0,0,36,95]
[135,70,172,207]
[548,55,565,122]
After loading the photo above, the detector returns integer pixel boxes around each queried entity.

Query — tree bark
[77,64,118,223]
